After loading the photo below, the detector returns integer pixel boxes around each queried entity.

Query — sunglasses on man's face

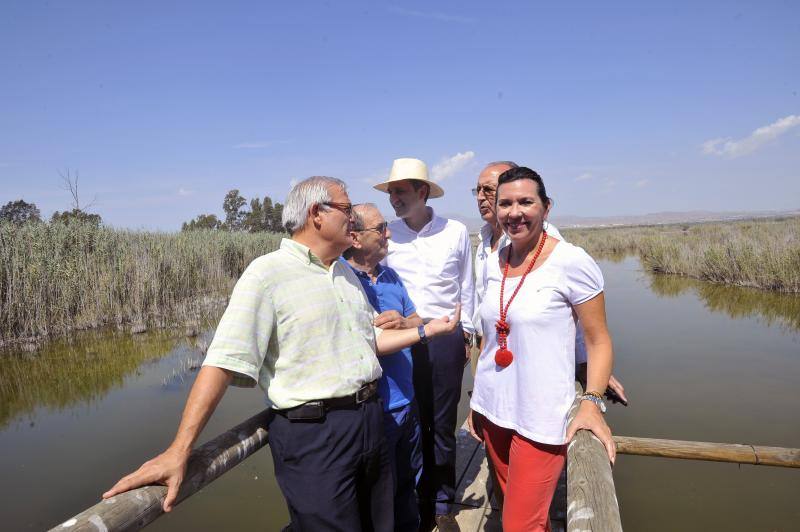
[358,221,389,234]
[471,185,496,197]
[322,201,353,217]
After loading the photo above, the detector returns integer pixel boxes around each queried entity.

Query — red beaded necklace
[495,230,548,367]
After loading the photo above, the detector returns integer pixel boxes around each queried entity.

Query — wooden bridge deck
[439,424,567,532]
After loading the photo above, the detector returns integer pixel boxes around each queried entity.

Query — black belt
[274,380,378,421]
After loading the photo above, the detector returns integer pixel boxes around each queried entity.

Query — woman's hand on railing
[102,446,190,512]
[467,409,484,443]
[566,401,616,465]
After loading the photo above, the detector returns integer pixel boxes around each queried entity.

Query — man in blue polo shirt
[342,203,424,532]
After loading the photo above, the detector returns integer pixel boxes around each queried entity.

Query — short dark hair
[496,167,551,208]
[410,180,430,202]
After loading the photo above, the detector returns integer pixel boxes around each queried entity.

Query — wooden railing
[48,409,271,532]
[49,383,798,531]
[565,382,623,532]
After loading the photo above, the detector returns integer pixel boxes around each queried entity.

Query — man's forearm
[169,365,232,452]
[376,327,423,355]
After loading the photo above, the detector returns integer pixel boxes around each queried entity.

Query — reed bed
[563,217,800,293]
[0,222,283,346]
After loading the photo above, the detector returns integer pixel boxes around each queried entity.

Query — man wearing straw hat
[374,158,475,531]
[103,176,463,532]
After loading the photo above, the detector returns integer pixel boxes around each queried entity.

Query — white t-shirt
[473,221,563,336]
[470,240,603,445]
[473,223,588,364]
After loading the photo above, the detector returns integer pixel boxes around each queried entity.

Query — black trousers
[412,324,466,519]
[267,397,393,532]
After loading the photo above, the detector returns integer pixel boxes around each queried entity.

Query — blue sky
[1,1,798,229]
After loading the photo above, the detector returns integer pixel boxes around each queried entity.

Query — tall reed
[563,217,800,293]
[0,222,283,345]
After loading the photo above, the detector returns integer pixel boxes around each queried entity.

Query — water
[1,257,798,530]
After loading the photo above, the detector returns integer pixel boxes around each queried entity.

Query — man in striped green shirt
[104,176,461,532]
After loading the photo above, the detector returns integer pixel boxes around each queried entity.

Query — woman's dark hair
[496,166,551,208]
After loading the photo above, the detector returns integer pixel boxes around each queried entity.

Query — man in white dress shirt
[472,160,627,403]
[375,158,474,531]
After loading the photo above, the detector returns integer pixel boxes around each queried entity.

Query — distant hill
[440,209,800,233]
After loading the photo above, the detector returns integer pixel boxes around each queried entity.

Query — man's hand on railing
[566,401,616,465]
[102,446,190,512]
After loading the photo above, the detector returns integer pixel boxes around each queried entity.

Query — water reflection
[0,330,181,428]
[647,272,800,332]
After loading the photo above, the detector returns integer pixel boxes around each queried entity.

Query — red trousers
[478,414,566,532]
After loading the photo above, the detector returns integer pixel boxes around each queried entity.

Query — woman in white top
[468,166,615,532]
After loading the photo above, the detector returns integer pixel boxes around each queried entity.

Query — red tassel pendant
[494,231,547,369]
[495,348,513,367]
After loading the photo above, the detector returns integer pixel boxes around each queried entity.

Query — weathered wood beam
[566,383,622,532]
[49,408,271,532]
[614,435,800,468]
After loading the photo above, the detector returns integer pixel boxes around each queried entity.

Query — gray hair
[350,203,379,231]
[282,176,347,234]
[343,203,380,259]
[484,160,519,170]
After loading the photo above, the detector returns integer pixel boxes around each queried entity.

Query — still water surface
[1,257,798,531]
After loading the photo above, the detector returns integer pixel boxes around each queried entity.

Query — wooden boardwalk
[440,424,567,532]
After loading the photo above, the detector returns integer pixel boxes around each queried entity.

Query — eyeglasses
[471,185,496,197]
[321,201,353,217]
[357,221,389,234]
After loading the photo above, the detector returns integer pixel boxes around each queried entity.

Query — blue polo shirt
[340,258,416,411]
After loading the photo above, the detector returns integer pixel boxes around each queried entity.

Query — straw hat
[373,158,444,199]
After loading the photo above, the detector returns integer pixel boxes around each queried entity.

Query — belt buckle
[355,381,374,404]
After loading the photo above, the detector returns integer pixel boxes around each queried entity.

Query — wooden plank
[614,435,800,468]
[49,409,271,532]
[442,425,498,531]
[566,383,622,532]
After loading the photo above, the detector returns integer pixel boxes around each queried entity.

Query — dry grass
[563,217,800,293]
[0,222,283,346]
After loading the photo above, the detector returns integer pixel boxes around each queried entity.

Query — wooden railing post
[49,409,271,532]
[566,383,623,532]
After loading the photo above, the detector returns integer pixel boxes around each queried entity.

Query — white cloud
[177,187,194,197]
[431,151,475,182]
[702,114,800,158]
[387,6,475,24]
[575,172,594,182]
[634,179,650,188]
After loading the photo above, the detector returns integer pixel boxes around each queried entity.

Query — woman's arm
[566,292,616,463]
[575,293,613,395]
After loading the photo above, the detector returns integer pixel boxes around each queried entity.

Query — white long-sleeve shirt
[384,209,476,334]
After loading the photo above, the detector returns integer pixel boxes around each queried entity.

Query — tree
[0,199,41,224]
[52,169,102,226]
[271,202,284,232]
[182,213,222,231]
[262,196,274,228]
[51,209,102,227]
[222,189,247,231]
[243,198,264,233]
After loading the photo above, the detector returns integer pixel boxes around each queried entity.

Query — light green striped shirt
[203,238,383,409]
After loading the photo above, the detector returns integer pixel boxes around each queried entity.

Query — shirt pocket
[425,242,460,282]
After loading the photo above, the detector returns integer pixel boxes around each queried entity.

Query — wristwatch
[417,325,429,344]
[580,393,607,414]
